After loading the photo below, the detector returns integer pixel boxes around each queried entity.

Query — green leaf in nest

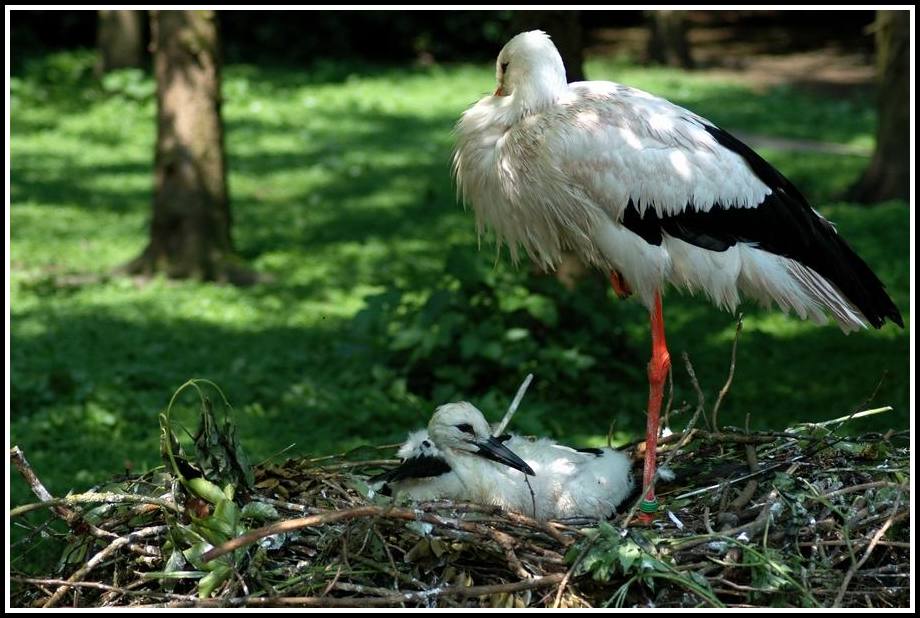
[160,379,254,496]
[241,501,280,521]
[193,394,255,492]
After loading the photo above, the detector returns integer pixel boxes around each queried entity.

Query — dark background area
[12,10,877,71]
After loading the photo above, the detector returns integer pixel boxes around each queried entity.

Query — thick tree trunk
[645,10,694,69]
[125,10,254,284]
[96,10,144,75]
[845,10,909,204]
[511,11,584,82]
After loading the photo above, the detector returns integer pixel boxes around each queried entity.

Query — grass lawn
[9,50,910,547]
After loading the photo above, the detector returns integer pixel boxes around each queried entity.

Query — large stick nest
[10,411,910,608]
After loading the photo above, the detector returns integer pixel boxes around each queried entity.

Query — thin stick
[823,481,908,499]
[672,456,807,501]
[684,351,706,431]
[624,428,785,451]
[311,459,400,471]
[349,554,426,590]
[10,492,179,519]
[153,574,565,608]
[42,525,167,607]
[552,534,597,608]
[422,500,573,546]
[728,413,759,512]
[11,446,79,525]
[10,577,190,602]
[494,373,534,437]
[711,315,743,433]
[257,497,322,515]
[808,406,893,428]
[202,505,522,564]
[9,446,157,556]
[662,365,675,430]
[833,491,904,607]
[797,539,911,549]
[305,442,403,464]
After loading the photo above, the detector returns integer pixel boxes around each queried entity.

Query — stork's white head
[493,30,568,110]
[428,402,535,475]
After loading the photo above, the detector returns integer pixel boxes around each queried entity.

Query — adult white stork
[452,30,903,518]
[369,402,635,521]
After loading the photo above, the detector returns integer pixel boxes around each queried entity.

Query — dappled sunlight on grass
[587,58,876,147]
[10,54,909,516]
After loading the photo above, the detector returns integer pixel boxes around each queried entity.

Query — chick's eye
[455,423,475,435]
[500,62,509,73]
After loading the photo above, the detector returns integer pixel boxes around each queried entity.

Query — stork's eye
[455,423,475,435]
[500,62,509,73]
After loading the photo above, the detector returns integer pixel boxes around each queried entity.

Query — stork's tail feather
[811,230,903,331]
[701,124,903,331]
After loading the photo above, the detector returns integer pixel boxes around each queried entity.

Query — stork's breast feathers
[454,100,606,270]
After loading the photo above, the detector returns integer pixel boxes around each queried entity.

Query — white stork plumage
[452,30,903,518]
[369,402,635,521]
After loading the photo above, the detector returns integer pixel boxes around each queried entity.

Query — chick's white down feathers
[372,402,634,521]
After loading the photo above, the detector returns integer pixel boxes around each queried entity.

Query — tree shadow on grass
[11,153,151,214]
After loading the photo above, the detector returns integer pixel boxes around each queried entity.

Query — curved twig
[10,492,179,519]
[711,315,743,432]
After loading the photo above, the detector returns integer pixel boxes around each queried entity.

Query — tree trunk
[511,11,585,82]
[845,10,909,204]
[125,10,255,284]
[96,10,144,75]
[645,10,694,69]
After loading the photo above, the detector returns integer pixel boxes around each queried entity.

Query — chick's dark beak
[475,436,535,476]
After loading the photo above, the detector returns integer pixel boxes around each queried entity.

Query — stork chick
[369,402,635,521]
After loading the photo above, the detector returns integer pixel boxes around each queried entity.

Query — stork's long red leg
[641,291,671,516]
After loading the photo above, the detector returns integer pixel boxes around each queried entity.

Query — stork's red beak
[494,85,505,97]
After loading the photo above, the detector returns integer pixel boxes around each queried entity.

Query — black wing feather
[367,454,452,486]
[620,124,902,329]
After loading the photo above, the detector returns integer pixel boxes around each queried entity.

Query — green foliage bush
[100,68,155,102]
[350,248,642,410]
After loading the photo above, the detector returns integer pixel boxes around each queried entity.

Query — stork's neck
[440,449,478,488]
[512,66,568,115]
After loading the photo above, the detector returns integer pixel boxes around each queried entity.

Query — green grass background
[10,51,910,529]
